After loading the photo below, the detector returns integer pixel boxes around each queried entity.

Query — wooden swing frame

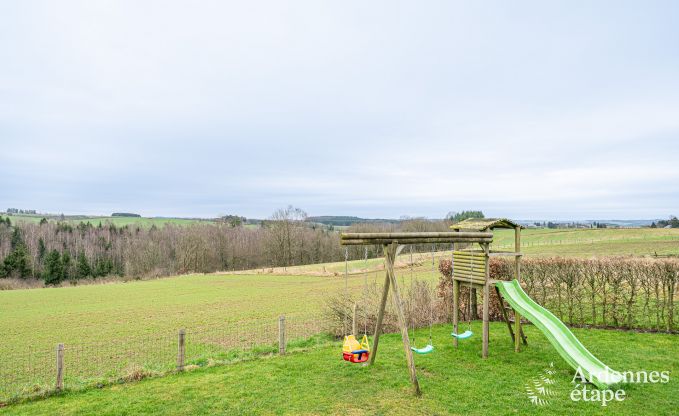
[340,231,492,396]
[340,221,527,396]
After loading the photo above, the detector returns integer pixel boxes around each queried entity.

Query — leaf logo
[525,362,557,406]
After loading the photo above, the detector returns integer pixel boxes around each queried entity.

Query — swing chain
[468,243,473,330]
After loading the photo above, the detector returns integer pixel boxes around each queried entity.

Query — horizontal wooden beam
[453,251,487,258]
[453,271,486,281]
[341,232,492,240]
[453,255,486,262]
[454,260,486,267]
[454,265,486,274]
[341,237,493,245]
[453,277,486,286]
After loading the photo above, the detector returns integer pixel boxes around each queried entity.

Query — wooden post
[452,238,459,348]
[482,243,490,359]
[56,343,64,391]
[278,315,286,355]
[352,303,357,336]
[369,262,391,365]
[384,242,421,396]
[514,226,522,353]
[177,329,186,371]
[453,279,459,348]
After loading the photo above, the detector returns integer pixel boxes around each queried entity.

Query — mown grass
[2,323,677,415]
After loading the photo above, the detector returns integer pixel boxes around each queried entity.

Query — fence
[0,315,327,404]
[4,255,678,404]
[491,234,679,251]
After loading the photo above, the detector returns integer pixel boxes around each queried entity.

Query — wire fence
[491,234,679,251]
[0,314,330,404]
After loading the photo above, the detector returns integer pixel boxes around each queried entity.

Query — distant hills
[3,210,663,229]
[517,219,659,227]
[306,216,662,228]
[305,216,402,226]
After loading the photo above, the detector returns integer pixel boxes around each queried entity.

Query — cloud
[1,1,678,219]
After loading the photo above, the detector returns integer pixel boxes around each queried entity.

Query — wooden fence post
[177,329,186,371]
[279,315,286,355]
[56,343,64,391]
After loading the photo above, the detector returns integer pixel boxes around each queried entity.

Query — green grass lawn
[3,323,677,415]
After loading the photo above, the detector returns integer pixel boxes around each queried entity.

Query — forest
[0,208,452,285]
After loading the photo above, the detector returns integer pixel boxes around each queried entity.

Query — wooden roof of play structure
[450,218,524,231]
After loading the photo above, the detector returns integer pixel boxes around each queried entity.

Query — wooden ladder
[495,286,528,346]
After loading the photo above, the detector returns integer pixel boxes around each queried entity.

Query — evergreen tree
[93,257,114,277]
[76,252,91,279]
[61,251,71,281]
[10,228,23,249]
[38,238,46,263]
[44,250,64,284]
[2,228,33,278]
[446,210,485,222]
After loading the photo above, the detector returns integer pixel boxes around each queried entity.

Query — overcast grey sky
[1,1,678,219]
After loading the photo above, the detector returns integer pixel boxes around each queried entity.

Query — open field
[0,273,372,354]
[4,214,218,228]
[2,226,679,354]
[2,323,677,415]
[0,228,678,407]
[491,227,679,257]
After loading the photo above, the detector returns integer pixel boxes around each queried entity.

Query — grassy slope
[4,214,213,227]
[3,226,679,355]
[1,228,678,413]
[492,227,679,257]
[0,273,366,353]
[3,323,677,416]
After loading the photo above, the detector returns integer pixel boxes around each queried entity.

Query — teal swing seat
[411,344,434,354]
[451,329,473,339]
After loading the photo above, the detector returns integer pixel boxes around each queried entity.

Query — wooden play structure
[339,219,526,396]
[449,218,527,354]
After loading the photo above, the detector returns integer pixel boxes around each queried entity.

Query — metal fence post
[177,329,186,371]
[279,315,286,355]
[56,343,64,391]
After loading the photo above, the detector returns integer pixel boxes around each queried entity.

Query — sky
[1,1,678,220]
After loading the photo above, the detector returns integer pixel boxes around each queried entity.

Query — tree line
[0,209,463,285]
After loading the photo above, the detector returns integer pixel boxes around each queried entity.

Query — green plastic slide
[496,280,624,389]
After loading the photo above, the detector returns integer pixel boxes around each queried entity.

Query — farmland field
[0,257,439,356]
[491,227,679,257]
[2,227,679,355]
[2,323,678,415]
[4,214,216,228]
[0,227,678,408]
